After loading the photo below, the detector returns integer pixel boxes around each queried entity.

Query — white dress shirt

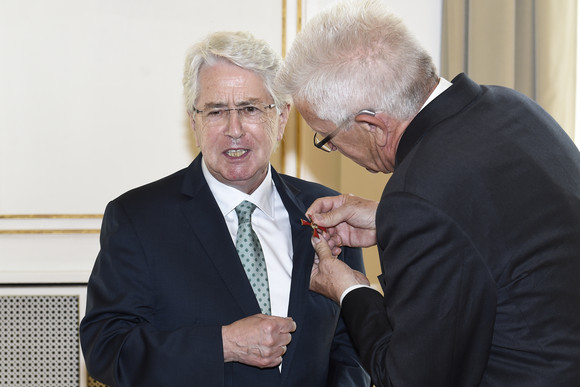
[201,159,293,317]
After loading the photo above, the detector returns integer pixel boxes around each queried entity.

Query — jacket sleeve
[325,246,371,387]
[80,200,225,387]
[341,193,496,387]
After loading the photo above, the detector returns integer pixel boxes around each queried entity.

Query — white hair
[276,0,438,124]
[183,31,290,114]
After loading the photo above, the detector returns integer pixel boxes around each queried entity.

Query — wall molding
[0,214,102,234]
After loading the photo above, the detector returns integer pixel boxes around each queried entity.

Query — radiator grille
[0,295,80,386]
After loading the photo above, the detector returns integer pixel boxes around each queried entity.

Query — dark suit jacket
[80,155,369,387]
[341,73,580,386]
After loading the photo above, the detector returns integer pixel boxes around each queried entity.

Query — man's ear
[355,111,388,147]
[188,112,197,132]
[277,103,291,141]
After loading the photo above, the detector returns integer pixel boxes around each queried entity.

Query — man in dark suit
[276,1,580,386]
[80,31,369,387]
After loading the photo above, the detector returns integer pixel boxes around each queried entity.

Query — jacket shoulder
[112,167,189,208]
[279,173,340,197]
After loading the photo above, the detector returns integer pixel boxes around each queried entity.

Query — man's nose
[225,109,243,138]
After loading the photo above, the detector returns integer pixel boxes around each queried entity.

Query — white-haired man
[277,1,580,386]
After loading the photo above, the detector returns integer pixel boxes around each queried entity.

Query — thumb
[310,209,340,228]
[311,236,334,261]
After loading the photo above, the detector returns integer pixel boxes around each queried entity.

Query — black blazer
[342,74,580,386]
[80,155,369,387]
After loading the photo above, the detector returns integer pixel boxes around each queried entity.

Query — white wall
[0,0,441,283]
[0,0,283,215]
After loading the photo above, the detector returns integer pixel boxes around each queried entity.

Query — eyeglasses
[194,104,276,126]
[313,125,344,152]
[313,109,376,152]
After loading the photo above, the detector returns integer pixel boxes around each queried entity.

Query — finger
[324,234,344,257]
[306,196,338,216]
[279,317,297,333]
[311,236,335,261]
[325,233,339,248]
[309,211,337,229]
[278,332,293,347]
[309,200,352,228]
[324,239,342,262]
[306,195,344,225]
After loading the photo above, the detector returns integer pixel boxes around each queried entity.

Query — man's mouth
[226,149,249,158]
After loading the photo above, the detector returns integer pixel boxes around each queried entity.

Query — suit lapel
[271,170,316,381]
[180,155,261,317]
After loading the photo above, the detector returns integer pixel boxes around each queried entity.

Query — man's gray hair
[183,31,289,114]
[276,0,438,124]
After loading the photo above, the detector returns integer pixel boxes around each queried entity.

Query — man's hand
[222,314,296,368]
[306,194,378,255]
[310,235,370,304]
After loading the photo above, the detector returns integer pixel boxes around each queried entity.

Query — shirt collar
[420,77,453,111]
[201,158,275,219]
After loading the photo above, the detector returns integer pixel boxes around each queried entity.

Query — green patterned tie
[235,200,271,315]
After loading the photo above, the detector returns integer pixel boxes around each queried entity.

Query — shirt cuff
[340,284,372,306]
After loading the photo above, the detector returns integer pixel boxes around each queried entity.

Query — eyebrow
[199,98,264,110]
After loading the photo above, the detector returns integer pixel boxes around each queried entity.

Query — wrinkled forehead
[196,62,271,106]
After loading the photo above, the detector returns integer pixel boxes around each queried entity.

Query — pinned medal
[300,217,327,238]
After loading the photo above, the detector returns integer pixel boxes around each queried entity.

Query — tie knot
[235,200,257,224]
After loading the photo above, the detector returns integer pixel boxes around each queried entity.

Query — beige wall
[278,111,394,290]
[339,157,391,290]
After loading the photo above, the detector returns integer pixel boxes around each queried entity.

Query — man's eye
[242,106,259,115]
[207,110,224,117]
